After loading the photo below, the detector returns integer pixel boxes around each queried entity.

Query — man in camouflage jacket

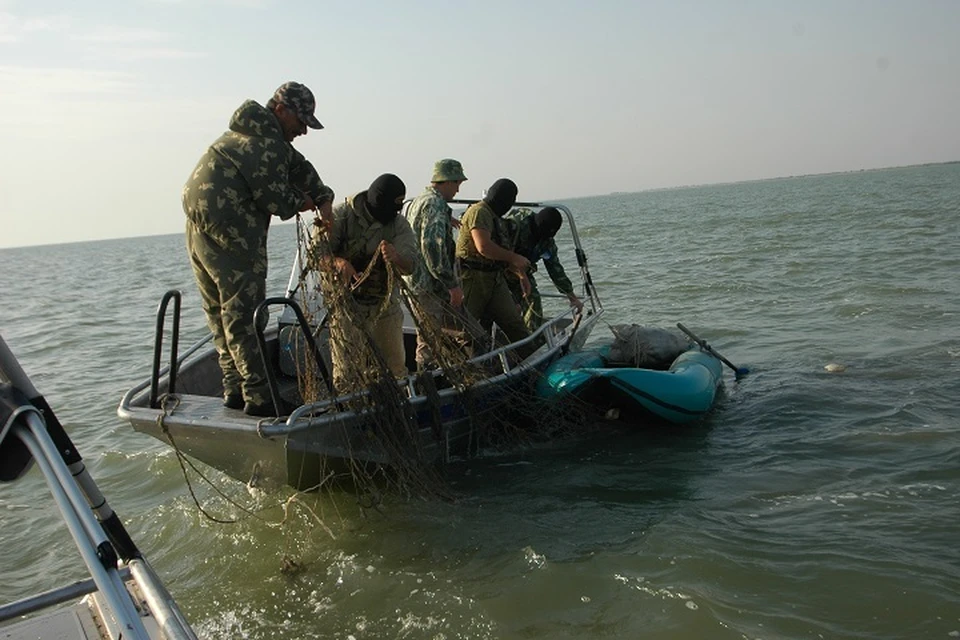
[404,159,484,367]
[501,206,584,331]
[182,81,333,417]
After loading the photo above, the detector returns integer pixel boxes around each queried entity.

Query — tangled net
[270,213,595,503]
[169,211,606,574]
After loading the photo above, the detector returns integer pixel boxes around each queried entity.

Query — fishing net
[274,213,589,502]
[164,212,600,575]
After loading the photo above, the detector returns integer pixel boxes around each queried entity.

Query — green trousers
[506,271,543,333]
[186,221,270,405]
[461,269,535,360]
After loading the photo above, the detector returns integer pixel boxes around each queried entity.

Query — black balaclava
[365,173,406,224]
[483,178,518,217]
[533,206,563,241]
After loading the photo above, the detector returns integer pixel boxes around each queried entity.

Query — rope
[349,246,395,320]
[156,394,263,524]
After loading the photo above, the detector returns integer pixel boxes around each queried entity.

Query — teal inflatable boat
[536,340,725,425]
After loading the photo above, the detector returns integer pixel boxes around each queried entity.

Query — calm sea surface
[1,164,959,639]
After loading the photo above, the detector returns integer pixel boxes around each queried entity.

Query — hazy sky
[1,0,958,248]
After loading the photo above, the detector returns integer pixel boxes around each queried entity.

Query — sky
[1,0,958,248]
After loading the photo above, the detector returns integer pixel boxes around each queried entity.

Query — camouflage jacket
[501,208,575,295]
[404,186,459,296]
[321,191,417,306]
[455,200,506,267]
[182,99,333,256]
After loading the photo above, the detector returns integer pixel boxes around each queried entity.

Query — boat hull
[120,313,601,491]
[118,202,607,491]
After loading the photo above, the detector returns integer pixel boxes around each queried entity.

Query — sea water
[1,163,958,638]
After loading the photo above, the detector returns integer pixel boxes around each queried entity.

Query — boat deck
[2,604,101,639]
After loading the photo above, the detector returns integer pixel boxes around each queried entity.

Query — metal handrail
[119,332,213,412]
[1,334,198,639]
[253,297,334,414]
[261,306,601,437]
[149,289,181,408]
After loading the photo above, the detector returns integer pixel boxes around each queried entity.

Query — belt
[459,259,502,273]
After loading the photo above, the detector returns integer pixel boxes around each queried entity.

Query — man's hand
[450,216,461,230]
[379,240,400,265]
[379,240,413,275]
[299,195,315,212]
[449,286,464,308]
[316,200,333,230]
[334,257,357,286]
[508,253,531,274]
[518,272,531,298]
[568,293,584,312]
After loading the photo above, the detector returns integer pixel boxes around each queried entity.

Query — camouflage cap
[431,158,467,183]
[271,81,323,129]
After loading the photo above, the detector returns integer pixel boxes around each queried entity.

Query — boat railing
[263,305,598,437]
[123,200,603,426]
[149,289,182,409]
[1,334,198,639]
[120,330,213,412]
[253,296,335,411]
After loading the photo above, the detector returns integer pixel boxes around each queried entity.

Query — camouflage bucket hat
[432,158,467,182]
[272,81,323,129]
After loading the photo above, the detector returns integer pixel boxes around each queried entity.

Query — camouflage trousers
[411,292,487,368]
[185,222,270,405]
[329,300,406,390]
[506,271,544,333]
[460,269,535,360]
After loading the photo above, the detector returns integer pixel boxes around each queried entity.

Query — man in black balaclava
[454,178,537,359]
[365,173,407,225]
[484,178,519,217]
[501,206,584,332]
[314,173,418,387]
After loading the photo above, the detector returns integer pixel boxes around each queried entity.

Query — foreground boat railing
[0,568,133,620]
[1,335,197,640]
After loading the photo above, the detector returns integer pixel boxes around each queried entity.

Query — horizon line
[3,159,957,251]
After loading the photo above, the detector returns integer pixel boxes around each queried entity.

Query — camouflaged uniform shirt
[404,186,459,297]
[323,191,418,307]
[501,208,575,296]
[182,99,333,258]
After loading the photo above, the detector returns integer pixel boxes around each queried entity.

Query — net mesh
[275,214,590,501]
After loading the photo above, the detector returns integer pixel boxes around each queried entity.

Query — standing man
[502,206,584,331]
[183,81,333,417]
[455,178,535,358]
[315,173,418,387]
[404,159,483,368]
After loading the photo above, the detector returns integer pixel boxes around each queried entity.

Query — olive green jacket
[324,191,418,306]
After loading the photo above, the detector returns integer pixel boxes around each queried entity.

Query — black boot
[244,398,295,417]
[223,393,243,410]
